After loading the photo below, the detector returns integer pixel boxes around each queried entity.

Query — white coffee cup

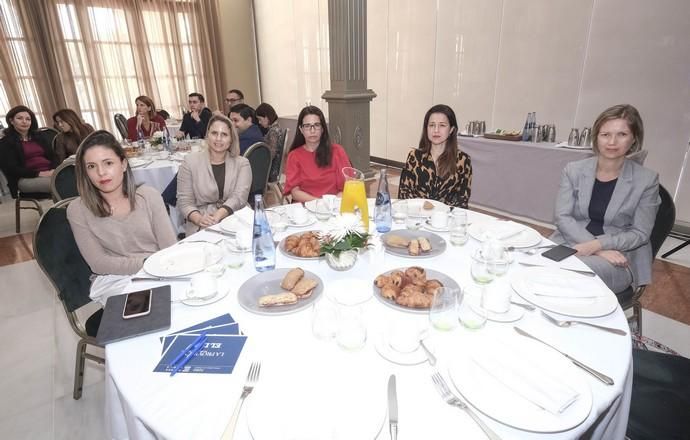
[290,206,309,224]
[321,194,337,212]
[187,272,217,300]
[482,285,510,313]
[430,211,449,229]
[388,321,420,353]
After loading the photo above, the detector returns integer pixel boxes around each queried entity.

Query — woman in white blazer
[177,115,252,236]
[551,104,660,292]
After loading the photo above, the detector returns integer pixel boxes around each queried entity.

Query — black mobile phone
[122,289,152,319]
[541,245,578,262]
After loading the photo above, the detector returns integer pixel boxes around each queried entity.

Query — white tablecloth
[459,137,593,224]
[131,159,182,232]
[105,208,631,440]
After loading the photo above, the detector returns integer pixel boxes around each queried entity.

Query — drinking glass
[471,250,495,284]
[429,287,460,331]
[335,301,367,350]
[222,239,245,268]
[458,289,488,329]
[312,299,337,341]
[449,210,469,246]
[340,167,369,231]
[392,201,408,224]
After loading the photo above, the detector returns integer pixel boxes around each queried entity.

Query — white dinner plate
[237,268,323,315]
[143,242,222,277]
[511,267,618,318]
[448,334,593,432]
[247,363,386,440]
[468,220,542,248]
[400,198,449,218]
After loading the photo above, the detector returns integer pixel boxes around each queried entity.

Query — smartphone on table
[541,245,578,262]
[122,289,153,319]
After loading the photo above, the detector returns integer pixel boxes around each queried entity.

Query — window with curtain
[0,0,222,134]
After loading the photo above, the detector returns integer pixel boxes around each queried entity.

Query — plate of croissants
[279,231,322,259]
[373,266,459,313]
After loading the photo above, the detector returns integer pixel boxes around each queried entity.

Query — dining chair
[37,126,59,147]
[33,198,104,400]
[243,141,273,206]
[0,162,52,233]
[114,113,129,140]
[266,128,290,205]
[50,160,78,201]
[627,348,690,439]
[615,184,675,334]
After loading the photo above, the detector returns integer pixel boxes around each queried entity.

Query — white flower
[151,131,164,139]
[321,213,366,242]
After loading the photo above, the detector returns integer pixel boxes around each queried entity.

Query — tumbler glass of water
[449,210,468,246]
[429,287,460,331]
[471,250,495,285]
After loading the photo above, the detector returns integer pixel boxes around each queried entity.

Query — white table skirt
[105,209,632,440]
[131,159,183,232]
[459,137,593,224]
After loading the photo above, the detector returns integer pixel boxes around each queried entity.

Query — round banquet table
[105,207,632,440]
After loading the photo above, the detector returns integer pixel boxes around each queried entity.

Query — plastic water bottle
[374,169,392,233]
[137,127,145,150]
[164,126,172,152]
[521,112,530,141]
[252,194,276,272]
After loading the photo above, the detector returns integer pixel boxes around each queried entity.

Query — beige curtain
[0,0,223,131]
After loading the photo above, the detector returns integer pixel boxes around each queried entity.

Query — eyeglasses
[300,123,322,131]
[225,98,242,104]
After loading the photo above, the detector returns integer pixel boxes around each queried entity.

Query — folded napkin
[527,274,603,298]
[472,345,580,414]
[233,205,254,227]
[485,221,525,240]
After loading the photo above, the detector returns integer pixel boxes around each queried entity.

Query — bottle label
[375,192,390,206]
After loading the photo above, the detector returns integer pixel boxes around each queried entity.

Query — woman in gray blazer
[177,115,252,236]
[551,104,660,292]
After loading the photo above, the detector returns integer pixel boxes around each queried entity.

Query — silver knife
[205,228,235,237]
[131,276,191,282]
[388,374,398,440]
[518,262,596,277]
[514,327,614,385]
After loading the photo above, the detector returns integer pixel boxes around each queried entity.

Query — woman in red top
[283,105,351,202]
[0,105,57,196]
[126,95,167,141]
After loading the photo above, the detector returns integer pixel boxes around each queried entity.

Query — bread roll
[418,237,432,252]
[259,292,298,307]
[423,201,434,210]
[291,278,319,297]
[408,239,420,256]
[385,234,409,248]
[281,268,304,290]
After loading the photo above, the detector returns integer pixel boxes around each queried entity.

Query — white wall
[256,0,690,224]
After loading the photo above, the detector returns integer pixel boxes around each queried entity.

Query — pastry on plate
[259,292,298,307]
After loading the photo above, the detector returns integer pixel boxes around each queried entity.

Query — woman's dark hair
[255,103,278,125]
[157,109,170,120]
[53,108,93,142]
[4,105,39,140]
[290,105,332,168]
[418,104,459,177]
[75,130,137,217]
[134,95,157,120]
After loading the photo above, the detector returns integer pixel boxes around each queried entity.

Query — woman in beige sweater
[67,130,176,304]
[177,114,252,236]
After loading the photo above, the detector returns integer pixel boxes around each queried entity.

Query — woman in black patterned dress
[398,104,472,208]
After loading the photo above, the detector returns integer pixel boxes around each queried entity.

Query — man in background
[223,89,244,116]
[229,103,263,155]
[177,92,212,139]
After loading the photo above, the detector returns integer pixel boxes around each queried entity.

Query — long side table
[459,137,592,224]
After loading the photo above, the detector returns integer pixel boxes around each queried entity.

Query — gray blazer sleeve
[176,156,198,220]
[554,161,597,245]
[223,156,252,212]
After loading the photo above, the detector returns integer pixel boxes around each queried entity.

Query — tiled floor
[0,182,689,439]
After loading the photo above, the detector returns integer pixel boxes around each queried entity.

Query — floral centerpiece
[319,213,369,270]
[149,130,165,148]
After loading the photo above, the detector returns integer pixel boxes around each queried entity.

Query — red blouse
[283,144,351,198]
[126,115,167,141]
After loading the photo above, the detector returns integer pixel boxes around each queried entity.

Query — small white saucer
[374,332,427,366]
[181,287,230,306]
[486,304,525,323]
[422,220,450,233]
[288,215,317,228]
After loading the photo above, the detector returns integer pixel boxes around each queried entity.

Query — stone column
[322,0,376,178]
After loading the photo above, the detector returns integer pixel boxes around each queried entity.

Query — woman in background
[551,104,660,292]
[177,115,252,236]
[256,102,283,182]
[126,95,166,140]
[284,105,351,202]
[67,130,176,304]
[398,104,472,208]
[53,109,94,162]
[0,105,57,195]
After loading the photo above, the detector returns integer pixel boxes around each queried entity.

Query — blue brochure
[161,322,241,353]
[154,333,248,374]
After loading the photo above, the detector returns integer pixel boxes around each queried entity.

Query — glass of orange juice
[340,167,369,231]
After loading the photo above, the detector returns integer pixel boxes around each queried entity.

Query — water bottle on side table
[252,194,276,272]
[374,169,392,233]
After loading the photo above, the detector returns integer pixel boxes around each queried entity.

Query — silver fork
[431,373,501,440]
[220,361,261,440]
[541,311,627,336]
